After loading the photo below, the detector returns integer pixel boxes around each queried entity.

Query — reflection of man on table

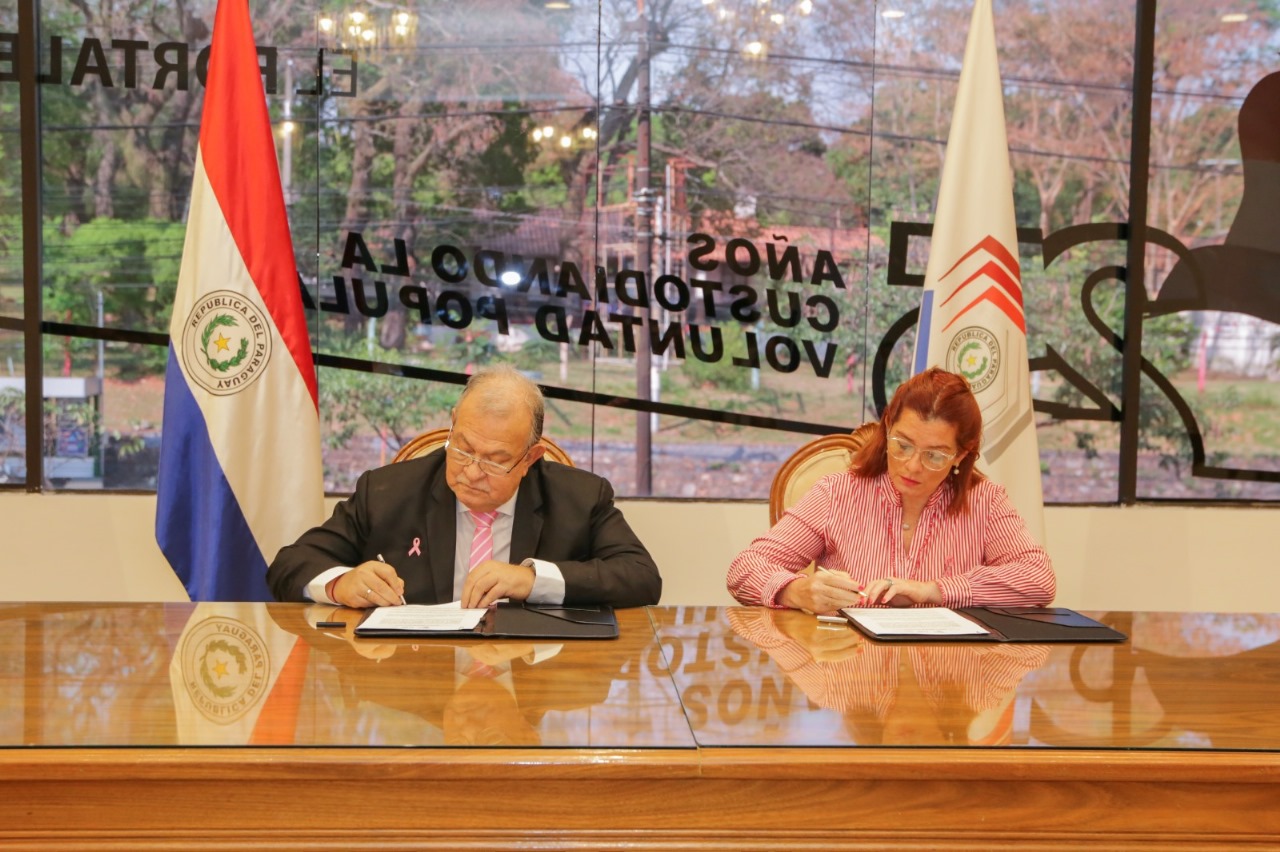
[271,605,620,747]
[728,608,1048,746]
[268,365,661,609]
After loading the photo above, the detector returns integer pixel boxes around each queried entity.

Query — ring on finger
[364,587,374,598]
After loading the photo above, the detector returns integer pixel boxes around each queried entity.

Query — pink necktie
[468,510,498,570]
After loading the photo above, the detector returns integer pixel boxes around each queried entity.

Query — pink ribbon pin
[407,537,422,557]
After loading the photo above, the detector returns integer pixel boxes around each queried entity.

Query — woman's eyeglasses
[887,434,957,471]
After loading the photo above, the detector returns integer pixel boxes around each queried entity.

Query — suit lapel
[509,462,545,563]
[427,464,457,601]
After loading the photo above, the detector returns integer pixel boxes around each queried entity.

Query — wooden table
[2,602,1278,850]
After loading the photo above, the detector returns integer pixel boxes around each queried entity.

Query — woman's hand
[860,577,942,607]
[778,570,865,614]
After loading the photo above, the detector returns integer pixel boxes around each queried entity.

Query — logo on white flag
[947,326,1001,392]
[180,289,274,396]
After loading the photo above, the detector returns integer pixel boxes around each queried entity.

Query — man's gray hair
[455,365,545,448]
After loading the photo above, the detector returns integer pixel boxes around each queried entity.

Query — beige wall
[1,490,1273,612]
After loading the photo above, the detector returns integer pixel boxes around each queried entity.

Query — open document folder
[838,606,1127,644]
[355,601,619,640]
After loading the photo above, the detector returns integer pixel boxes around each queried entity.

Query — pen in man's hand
[376,553,408,605]
[816,565,867,597]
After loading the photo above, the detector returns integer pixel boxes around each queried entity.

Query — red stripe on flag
[197,0,317,409]
[942,285,1026,334]
[938,234,1020,285]
[941,259,1024,313]
[248,640,310,745]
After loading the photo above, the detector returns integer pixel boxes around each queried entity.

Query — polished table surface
[2,602,1280,850]
[0,602,692,750]
[654,607,1280,751]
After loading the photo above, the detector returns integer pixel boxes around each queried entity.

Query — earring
[952,465,960,476]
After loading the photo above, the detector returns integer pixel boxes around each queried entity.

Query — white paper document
[359,601,487,632]
[839,607,991,637]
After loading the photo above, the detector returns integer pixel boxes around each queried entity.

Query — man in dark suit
[267,366,661,608]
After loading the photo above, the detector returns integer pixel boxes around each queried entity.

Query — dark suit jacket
[267,454,661,607]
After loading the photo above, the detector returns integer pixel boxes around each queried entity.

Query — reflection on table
[1029,611,1280,749]
[0,602,692,750]
[4,603,1280,850]
[728,607,1046,746]
[652,606,1280,752]
[649,606,1044,747]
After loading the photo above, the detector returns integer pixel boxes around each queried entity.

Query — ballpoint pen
[376,553,408,605]
[816,565,867,597]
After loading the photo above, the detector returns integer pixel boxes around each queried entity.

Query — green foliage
[494,335,560,374]
[450,329,496,368]
[41,217,186,378]
[1030,249,1202,472]
[0,386,23,483]
[316,337,457,454]
[679,323,753,392]
[459,105,539,215]
[0,215,20,297]
[526,163,571,207]
[8,0,1280,499]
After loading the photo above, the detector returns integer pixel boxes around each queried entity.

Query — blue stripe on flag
[914,290,934,375]
[156,348,271,601]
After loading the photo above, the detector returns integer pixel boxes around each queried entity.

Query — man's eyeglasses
[887,434,958,472]
[444,429,532,477]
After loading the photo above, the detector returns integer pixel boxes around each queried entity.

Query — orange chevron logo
[938,235,1025,333]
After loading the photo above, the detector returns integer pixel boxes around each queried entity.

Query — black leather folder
[354,602,619,640]
[958,607,1127,643]
[843,607,1127,643]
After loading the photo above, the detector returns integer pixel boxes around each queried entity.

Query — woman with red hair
[728,368,1055,613]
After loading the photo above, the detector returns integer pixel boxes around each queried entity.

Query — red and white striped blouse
[728,471,1055,608]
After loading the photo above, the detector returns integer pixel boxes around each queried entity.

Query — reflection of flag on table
[156,0,323,600]
[912,0,1045,543]
[169,604,308,744]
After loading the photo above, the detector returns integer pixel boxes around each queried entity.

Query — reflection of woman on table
[728,608,1049,746]
[728,368,1055,614]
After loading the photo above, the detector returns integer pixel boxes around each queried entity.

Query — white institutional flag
[911,0,1045,543]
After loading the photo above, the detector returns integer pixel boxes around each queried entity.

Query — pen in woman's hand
[376,553,408,605]
[816,565,867,596]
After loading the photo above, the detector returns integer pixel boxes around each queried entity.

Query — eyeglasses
[887,434,958,472]
[444,429,532,477]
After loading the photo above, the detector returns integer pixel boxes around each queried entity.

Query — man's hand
[332,559,406,608]
[462,560,535,608]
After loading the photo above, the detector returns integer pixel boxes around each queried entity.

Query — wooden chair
[392,427,575,467]
[768,423,877,525]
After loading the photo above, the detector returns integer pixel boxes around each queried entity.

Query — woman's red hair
[851,368,986,514]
